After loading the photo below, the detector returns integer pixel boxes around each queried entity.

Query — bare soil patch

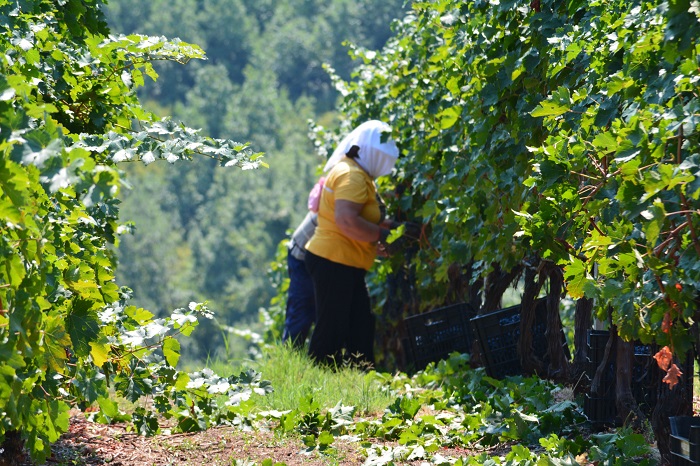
[30,413,365,465]
[15,392,697,465]
[20,411,482,466]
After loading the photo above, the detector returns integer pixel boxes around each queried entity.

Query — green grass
[209,342,396,416]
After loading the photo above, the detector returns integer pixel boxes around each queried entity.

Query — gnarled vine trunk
[0,430,25,466]
[519,264,544,375]
[652,352,694,466]
[482,263,522,312]
[519,260,569,380]
[544,265,568,381]
[571,297,593,389]
[615,338,644,429]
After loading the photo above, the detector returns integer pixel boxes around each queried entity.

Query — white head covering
[323,120,399,179]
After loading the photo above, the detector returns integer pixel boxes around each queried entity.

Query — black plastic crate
[470,297,568,379]
[672,453,700,466]
[403,302,476,370]
[587,331,661,401]
[585,330,660,426]
[670,416,700,466]
[584,395,617,428]
[584,330,694,426]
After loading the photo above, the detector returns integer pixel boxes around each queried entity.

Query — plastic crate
[583,395,617,428]
[584,330,694,426]
[585,330,659,426]
[403,302,476,370]
[470,297,568,379]
[670,416,700,466]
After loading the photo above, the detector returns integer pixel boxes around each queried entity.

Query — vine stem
[666,210,700,216]
[675,126,700,255]
[588,217,606,236]
[653,220,689,257]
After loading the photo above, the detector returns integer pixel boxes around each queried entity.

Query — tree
[197,0,254,85]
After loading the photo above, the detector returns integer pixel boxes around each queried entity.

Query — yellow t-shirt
[305,157,380,270]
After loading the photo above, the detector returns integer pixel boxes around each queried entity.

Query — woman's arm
[335,199,387,242]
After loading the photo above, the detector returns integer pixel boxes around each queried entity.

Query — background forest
[103,0,409,362]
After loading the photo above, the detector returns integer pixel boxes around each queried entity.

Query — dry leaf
[654,346,673,371]
[662,363,683,389]
[662,312,672,333]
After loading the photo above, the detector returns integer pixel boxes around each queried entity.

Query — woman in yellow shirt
[305,121,401,368]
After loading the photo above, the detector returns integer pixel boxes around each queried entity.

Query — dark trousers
[305,250,375,367]
[282,250,316,346]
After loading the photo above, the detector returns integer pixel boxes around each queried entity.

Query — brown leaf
[654,346,673,371]
[662,363,683,389]
[662,312,672,333]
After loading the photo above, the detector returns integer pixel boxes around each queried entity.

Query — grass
[209,342,397,416]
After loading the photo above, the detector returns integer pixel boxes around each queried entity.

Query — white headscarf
[323,120,399,179]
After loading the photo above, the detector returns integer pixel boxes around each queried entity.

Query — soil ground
[17,410,493,466]
[11,391,699,465]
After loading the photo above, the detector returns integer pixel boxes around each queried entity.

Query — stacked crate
[583,330,662,426]
[403,302,477,371]
[584,330,693,428]
[469,297,569,379]
[670,416,700,466]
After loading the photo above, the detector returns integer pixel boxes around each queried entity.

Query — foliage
[233,347,656,466]
[0,0,265,461]
[87,301,273,435]
[327,0,700,366]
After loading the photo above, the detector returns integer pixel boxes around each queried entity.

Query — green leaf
[132,408,160,436]
[162,337,181,368]
[318,431,334,448]
[66,300,101,358]
[531,100,570,117]
[5,253,26,288]
[606,74,634,94]
[89,341,110,367]
[439,105,461,129]
[96,397,131,424]
[564,259,595,299]
[506,444,532,462]
[616,432,650,457]
[44,315,71,373]
[302,434,316,447]
[640,203,665,247]
[512,409,539,438]
[592,132,617,151]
